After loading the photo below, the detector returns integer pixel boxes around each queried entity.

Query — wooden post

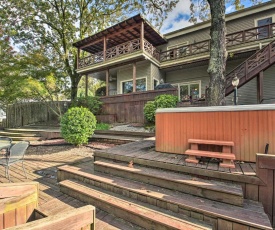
[133,63,136,93]
[140,21,144,51]
[257,71,263,104]
[103,36,106,61]
[85,75,88,97]
[106,69,109,96]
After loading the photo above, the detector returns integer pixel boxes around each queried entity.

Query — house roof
[73,14,167,54]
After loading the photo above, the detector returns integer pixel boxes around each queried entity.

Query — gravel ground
[27,140,116,156]
[110,124,150,132]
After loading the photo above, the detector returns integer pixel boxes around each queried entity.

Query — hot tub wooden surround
[156,104,275,162]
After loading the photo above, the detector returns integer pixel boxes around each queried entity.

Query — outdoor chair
[0,136,12,157]
[0,141,29,182]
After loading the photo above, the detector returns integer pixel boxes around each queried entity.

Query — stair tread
[37,196,143,230]
[185,149,236,160]
[93,160,242,196]
[60,179,212,230]
[188,139,234,146]
[59,165,271,229]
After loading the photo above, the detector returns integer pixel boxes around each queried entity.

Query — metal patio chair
[0,137,12,156]
[0,141,29,182]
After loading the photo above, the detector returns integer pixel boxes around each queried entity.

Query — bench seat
[185,150,236,160]
[185,139,236,168]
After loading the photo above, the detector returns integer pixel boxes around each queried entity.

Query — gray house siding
[151,63,164,89]
[160,8,275,51]
[116,61,151,94]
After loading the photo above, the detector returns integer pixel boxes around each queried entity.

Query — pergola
[73,14,167,96]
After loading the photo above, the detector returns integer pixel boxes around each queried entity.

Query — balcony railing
[78,23,275,69]
[160,23,275,62]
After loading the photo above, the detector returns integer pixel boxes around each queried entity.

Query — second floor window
[257,17,272,39]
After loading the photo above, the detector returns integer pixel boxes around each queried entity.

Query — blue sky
[161,0,270,34]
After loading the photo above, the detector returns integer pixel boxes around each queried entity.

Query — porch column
[140,21,144,51]
[85,75,88,97]
[106,69,109,96]
[103,36,106,61]
[133,63,136,93]
[257,71,263,104]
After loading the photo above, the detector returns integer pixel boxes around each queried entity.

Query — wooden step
[59,179,212,230]
[91,160,243,206]
[58,163,243,208]
[188,139,234,146]
[36,197,144,230]
[94,145,262,186]
[185,150,236,160]
[58,166,272,230]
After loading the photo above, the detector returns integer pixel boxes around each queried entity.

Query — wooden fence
[4,101,68,128]
[156,104,275,162]
[98,88,178,124]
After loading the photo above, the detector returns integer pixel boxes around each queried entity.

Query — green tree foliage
[144,94,178,123]
[71,96,102,115]
[61,107,97,146]
[0,0,178,101]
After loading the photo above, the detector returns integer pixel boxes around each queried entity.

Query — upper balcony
[74,17,275,73]
[160,23,275,69]
[74,14,166,74]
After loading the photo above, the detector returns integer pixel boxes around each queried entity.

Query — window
[122,78,146,94]
[173,81,201,101]
[256,17,273,39]
[153,79,159,89]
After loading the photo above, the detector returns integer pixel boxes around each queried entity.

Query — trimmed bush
[144,101,157,123]
[144,94,178,123]
[61,107,97,146]
[154,94,178,108]
[71,96,102,115]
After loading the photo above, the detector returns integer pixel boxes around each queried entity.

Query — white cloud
[225,5,235,14]
[161,0,193,34]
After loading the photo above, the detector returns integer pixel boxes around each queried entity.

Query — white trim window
[255,15,274,39]
[173,81,201,101]
[121,77,147,94]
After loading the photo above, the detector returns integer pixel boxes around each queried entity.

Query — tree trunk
[70,74,81,100]
[207,0,227,106]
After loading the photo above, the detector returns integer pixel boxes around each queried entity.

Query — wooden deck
[0,144,143,229]
[96,139,257,176]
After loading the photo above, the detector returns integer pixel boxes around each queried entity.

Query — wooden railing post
[133,62,136,93]
[140,21,144,51]
[103,36,106,61]
[106,69,109,96]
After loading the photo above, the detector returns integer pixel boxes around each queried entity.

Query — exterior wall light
[232,75,239,105]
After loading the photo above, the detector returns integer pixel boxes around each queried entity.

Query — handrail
[225,39,275,95]
[77,23,275,68]
[160,23,275,62]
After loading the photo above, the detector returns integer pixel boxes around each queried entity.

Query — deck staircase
[225,39,275,96]
[57,141,272,230]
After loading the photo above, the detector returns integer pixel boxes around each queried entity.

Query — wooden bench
[185,139,235,168]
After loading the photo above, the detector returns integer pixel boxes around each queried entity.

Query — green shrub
[60,107,97,146]
[144,101,157,123]
[96,123,110,130]
[154,94,178,108]
[144,94,178,123]
[71,96,102,115]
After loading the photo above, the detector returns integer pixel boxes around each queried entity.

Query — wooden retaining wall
[99,88,178,124]
[156,105,275,162]
[4,101,68,128]
[0,182,39,229]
